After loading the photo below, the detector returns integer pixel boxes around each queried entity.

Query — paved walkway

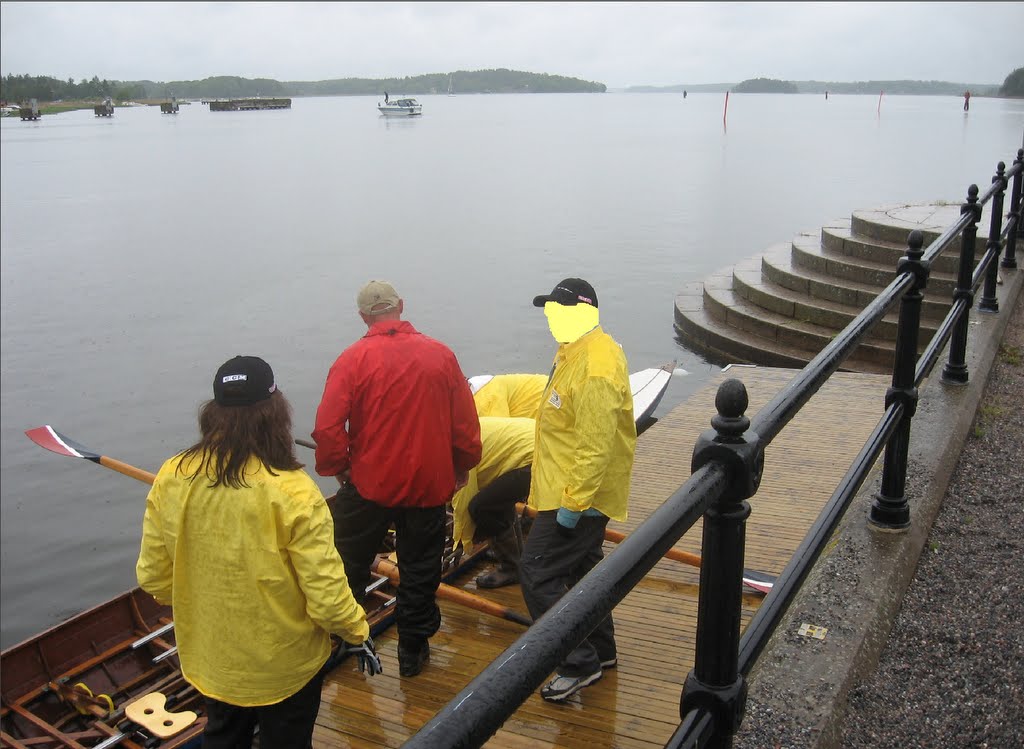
[734,261,1022,749]
[839,289,1023,749]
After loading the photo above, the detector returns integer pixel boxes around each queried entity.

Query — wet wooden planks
[316,366,890,748]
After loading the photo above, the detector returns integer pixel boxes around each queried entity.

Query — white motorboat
[378,97,422,116]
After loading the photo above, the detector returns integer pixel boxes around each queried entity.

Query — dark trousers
[331,484,444,646]
[201,667,325,749]
[519,510,616,677]
[468,466,531,540]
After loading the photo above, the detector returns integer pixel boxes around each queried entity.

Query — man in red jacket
[313,280,482,677]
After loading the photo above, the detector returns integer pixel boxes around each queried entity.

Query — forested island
[0,68,605,103]
[625,67,1024,97]
[731,78,799,93]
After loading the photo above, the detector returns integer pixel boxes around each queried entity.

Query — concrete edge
[733,264,1023,749]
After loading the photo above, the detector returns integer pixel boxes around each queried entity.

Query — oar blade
[741,570,775,594]
[25,425,99,460]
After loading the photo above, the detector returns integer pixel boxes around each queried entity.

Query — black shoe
[598,651,618,672]
[398,640,430,677]
[476,565,519,589]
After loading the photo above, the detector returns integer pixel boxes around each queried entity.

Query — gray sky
[2,2,1021,89]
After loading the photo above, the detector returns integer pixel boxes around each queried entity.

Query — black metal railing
[401,148,1023,749]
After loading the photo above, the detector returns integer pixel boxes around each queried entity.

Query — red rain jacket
[313,320,481,507]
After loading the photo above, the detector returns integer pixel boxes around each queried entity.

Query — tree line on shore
[3,67,1021,104]
[0,69,605,103]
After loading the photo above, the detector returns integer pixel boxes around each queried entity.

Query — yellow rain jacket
[451,416,535,551]
[136,453,369,707]
[529,325,636,520]
[473,374,548,418]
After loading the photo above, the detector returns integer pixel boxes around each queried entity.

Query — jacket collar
[555,324,602,363]
[365,319,418,338]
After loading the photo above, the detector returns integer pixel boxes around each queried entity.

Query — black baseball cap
[532,278,598,308]
[213,356,277,407]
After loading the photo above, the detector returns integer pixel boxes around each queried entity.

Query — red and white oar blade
[25,426,100,461]
[742,570,775,594]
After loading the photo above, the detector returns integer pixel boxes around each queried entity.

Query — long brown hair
[177,390,303,488]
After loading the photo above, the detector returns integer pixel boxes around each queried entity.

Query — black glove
[343,638,383,676]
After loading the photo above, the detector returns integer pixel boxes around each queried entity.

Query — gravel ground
[839,291,1024,749]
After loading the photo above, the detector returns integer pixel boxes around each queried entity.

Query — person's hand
[454,471,469,492]
[556,507,581,539]
[335,469,351,487]
[343,638,382,676]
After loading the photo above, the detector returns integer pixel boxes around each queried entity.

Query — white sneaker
[540,669,603,702]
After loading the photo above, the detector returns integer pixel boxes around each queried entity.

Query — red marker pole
[723,90,730,125]
[877,90,883,115]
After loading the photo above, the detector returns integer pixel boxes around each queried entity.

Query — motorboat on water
[378,97,422,116]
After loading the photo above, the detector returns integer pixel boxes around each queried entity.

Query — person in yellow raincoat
[470,373,548,418]
[137,356,379,749]
[450,416,535,588]
[522,278,636,704]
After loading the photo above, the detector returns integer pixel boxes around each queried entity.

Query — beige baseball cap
[357,280,400,315]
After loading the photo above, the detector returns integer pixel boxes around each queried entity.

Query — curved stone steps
[673,283,892,375]
[701,274,898,369]
[731,257,941,343]
[791,233,958,298]
[759,244,951,322]
[820,221,961,275]
[673,202,978,375]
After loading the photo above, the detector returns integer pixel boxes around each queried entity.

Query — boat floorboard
[316,366,890,748]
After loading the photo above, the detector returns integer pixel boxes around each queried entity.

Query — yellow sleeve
[136,482,173,606]
[562,376,623,512]
[288,496,370,645]
[450,467,481,551]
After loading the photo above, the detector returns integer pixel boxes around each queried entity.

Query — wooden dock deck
[314,365,890,748]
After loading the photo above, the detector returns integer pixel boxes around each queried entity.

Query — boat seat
[124,692,198,738]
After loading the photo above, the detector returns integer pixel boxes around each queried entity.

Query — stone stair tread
[674,284,892,376]
[851,204,992,241]
[672,201,988,376]
[749,247,946,325]
[792,232,958,282]
[703,277,896,354]
[822,223,963,274]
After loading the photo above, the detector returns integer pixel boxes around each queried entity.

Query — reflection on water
[1,93,1022,647]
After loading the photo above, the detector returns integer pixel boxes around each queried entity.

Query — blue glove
[556,507,582,538]
[343,638,383,676]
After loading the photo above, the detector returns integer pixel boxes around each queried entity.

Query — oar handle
[372,557,531,626]
[98,456,157,486]
[601,526,703,567]
[515,503,771,593]
[519,502,712,569]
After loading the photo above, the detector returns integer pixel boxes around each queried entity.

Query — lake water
[2,92,1022,648]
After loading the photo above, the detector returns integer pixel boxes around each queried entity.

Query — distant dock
[207,97,291,112]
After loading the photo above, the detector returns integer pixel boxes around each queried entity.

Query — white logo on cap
[222,374,248,383]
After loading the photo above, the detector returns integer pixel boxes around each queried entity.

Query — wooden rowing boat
[2,363,678,747]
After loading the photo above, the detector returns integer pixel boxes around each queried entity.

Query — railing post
[979,162,1007,313]
[942,185,981,383]
[1002,148,1023,270]
[682,379,763,748]
[870,230,928,530]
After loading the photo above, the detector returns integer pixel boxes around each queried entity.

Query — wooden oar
[372,557,531,626]
[25,426,532,625]
[517,503,775,594]
[294,436,532,622]
[293,437,773,593]
[26,426,157,484]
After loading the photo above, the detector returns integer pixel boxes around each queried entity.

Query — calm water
[2,92,1022,648]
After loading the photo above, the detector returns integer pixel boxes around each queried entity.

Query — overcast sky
[2,2,1021,89]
